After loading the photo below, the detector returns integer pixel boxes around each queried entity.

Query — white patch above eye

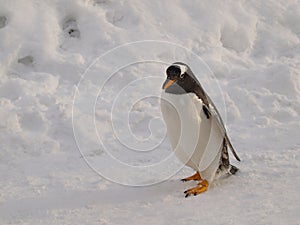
[173,63,188,75]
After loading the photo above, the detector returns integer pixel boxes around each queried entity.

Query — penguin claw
[184,191,198,198]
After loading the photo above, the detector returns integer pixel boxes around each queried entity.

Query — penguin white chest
[160,92,211,171]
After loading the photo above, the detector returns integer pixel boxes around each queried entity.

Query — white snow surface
[0,0,300,224]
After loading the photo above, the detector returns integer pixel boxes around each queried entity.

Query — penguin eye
[180,73,185,79]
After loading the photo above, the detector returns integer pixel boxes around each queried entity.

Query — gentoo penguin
[160,62,240,198]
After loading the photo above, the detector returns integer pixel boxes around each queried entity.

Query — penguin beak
[163,79,175,89]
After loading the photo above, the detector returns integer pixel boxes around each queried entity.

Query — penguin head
[162,62,200,94]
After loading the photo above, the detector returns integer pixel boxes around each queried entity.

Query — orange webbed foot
[184,179,208,198]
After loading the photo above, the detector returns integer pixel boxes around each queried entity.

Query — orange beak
[163,79,175,89]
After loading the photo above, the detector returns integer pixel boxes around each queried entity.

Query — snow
[0,0,299,224]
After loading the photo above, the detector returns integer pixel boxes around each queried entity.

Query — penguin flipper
[202,105,211,119]
[225,134,241,161]
[205,95,241,162]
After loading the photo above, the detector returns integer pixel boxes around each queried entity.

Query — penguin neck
[165,79,209,106]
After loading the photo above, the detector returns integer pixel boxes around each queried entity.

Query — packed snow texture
[0,0,300,224]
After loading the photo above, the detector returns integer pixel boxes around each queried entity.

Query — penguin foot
[184,180,208,198]
[181,171,201,182]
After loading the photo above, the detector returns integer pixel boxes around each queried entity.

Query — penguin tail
[229,165,239,174]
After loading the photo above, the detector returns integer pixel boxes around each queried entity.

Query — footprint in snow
[0,16,7,29]
[62,18,80,38]
[18,55,34,66]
